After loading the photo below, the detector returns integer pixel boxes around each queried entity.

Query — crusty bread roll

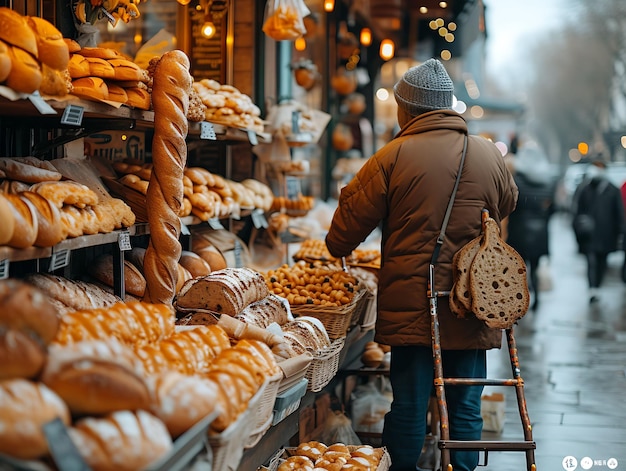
[0,379,70,460]
[21,191,65,247]
[192,237,228,271]
[174,267,269,315]
[179,250,212,277]
[235,293,291,328]
[147,370,221,438]
[0,193,15,245]
[42,339,151,415]
[40,62,72,97]
[142,50,192,305]
[105,82,128,103]
[78,46,125,60]
[71,75,109,101]
[125,86,151,110]
[0,7,38,57]
[63,37,81,53]
[68,52,90,78]
[176,263,193,293]
[88,253,147,297]
[0,329,47,379]
[108,57,143,81]
[86,56,115,79]
[26,16,69,71]
[469,218,530,328]
[68,410,173,471]
[5,45,41,94]
[30,179,99,208]
[4,192,38,248]
[0,39,11,82]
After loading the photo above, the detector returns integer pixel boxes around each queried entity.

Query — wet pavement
[479,213,626,470]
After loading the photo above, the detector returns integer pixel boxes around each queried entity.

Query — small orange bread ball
[278,456,314,471]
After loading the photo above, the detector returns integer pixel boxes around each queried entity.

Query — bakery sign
[84,131,146,162]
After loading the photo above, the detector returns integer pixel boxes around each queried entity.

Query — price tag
[251,209,268,229]
[28,91,57,115]
[61,104,84,126]
[246,129,258,146]
[49,249,70,272]
[117,230,132,251]
[285,176,301,200]
[200,121,217,140]
[208,217,225,230]
[233,240,243,268]
[0,259,8,280]
[44,418,91,471]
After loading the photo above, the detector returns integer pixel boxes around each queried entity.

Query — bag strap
[430,134,468,266]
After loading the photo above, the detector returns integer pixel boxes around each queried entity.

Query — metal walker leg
[428,264,536,471]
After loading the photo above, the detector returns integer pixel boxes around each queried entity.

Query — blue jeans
[382,346,486,471]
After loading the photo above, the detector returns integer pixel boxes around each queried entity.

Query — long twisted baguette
[143,50,192,304]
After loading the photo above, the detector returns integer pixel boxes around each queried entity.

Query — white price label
[285,176,301,200]
[118,230,132,251]
[0,259,8,280]
[246,129,258,146]
[180,221,191,236]
[251,209,268,229]
[61,104,84,126]
[200,121,217,140]
[28,91,57,115]
[49,249,70,272]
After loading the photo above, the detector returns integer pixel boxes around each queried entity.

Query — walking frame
[428,264,536,470]
[426,136,536,470]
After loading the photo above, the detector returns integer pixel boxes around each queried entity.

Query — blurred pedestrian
[572,159,625,302]
[505,143,556,311]
[325,58,518,471]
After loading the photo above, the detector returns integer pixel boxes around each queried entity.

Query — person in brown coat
[325,59,518,471]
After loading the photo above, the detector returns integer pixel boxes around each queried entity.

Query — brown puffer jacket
[325,110,518,350]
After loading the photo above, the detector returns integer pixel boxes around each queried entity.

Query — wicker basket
[291,288,365,339]
[272,445,391,471]
[244,371,283,449]
[350,288,375,327]
[208,380,266,471]
[305,337,345,392]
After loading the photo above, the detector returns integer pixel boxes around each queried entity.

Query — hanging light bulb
[177,0,191,5]
[324,0,335,12]
[379,38,394,60]
[201,0,216,39]
[360,27,372,46]
[294,37,306,51]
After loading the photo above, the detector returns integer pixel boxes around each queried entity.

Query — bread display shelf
[188,120,271,144]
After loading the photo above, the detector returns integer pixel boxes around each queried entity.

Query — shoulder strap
[430,134,468,266]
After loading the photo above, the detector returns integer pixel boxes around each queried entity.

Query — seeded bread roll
[68,410,173,471]
[0,379,70,460]
[469,218,530,329]
[142,50,192,305]
[174,267,270,315]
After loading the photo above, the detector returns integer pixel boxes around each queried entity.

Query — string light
[295,37,306,51]
[323,0,334,12]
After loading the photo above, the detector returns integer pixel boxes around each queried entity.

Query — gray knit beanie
[393,58,454,116]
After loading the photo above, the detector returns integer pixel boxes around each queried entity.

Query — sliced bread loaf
[451,235,481,313]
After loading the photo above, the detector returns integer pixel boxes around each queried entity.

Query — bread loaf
[469,218,530,328]
[192,236,228,270]
[4,192,38,248]
[0,329,47,379]
[0,193,15,244]
[25,273,122,312]
[68,53,90,78]
[451,235,481,314]
[42,339,151,415]
[0,379,70,460]
[86,56,115,78]
[26,16,69,71]
[179,250,212,277]
[54,301,175,346]
[0,7,38,57]
[88,253,147,297]
[235,293,291,328]
[30,180,99,208]
[142,50,192,305]
[21,190,65,247]
[5,45,41,94]
[71,76,109,101]
[0,157,62,182]
[174,267,270,315]
[40,63,72,97]
[125,86,151,110]
[147,370,221,438]
[108,57,143,81]
[68,410,173,471]
[0,39,11,83]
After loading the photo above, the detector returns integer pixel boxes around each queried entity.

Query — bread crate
[270,445,391,471]
[272,378,308,425]
[306,337,345,392]
[244,371,283,449]
[208,379,266,471]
